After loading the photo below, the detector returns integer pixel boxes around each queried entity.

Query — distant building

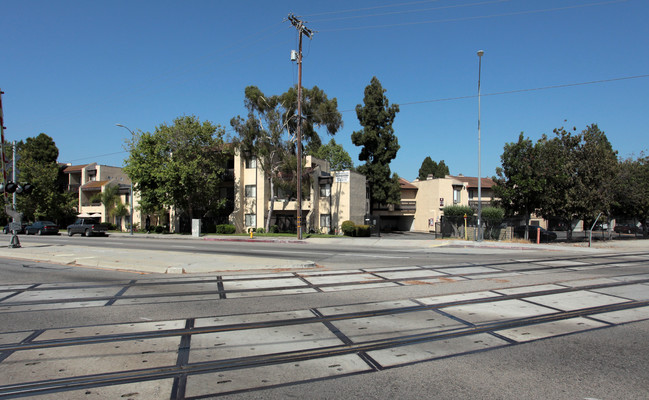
[63,163,143,231]
[375,174,496,232]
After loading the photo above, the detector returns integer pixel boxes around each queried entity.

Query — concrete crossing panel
[495,317,607,342]
[329,311,465,343]
[189,323,343,363]
[24,379,174,400]
[0,337,180,386]
[195,310,315,328]
[417,291,502,306]
[302,273,384,286]
[591,306,649,324]
[319,282,399,292]
[525,290,629,311]
[34,320,186,341]
[440,299,558,325]
[591,283,649,301]
[372,270,447,280]
[318,300,420,316]
[185,354,371,397]
[367,333,508,367]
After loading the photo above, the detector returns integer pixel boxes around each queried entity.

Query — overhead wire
[78,72,649,163]
[314,0,627,32]
[307,0,512,23]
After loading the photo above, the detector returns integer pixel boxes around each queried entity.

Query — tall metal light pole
[115,124,135,236]
[477,50,484,242]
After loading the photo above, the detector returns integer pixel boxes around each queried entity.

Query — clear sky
[1,0,647,181]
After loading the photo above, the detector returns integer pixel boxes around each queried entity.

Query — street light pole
[115,123,135,236]
[477,50,484,242]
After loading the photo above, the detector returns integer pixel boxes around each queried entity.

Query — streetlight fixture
[476,50,484,242]
[115,123,135,236]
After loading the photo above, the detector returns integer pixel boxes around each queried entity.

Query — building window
[320,183,331,197]
[320,214,331,228]
[468,189,474,200]
[453,188,461,204]
[245,185,256,198]
[245,214,256,227]
[245,156,257,169]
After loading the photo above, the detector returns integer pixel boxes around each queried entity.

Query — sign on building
[335,171,350,183]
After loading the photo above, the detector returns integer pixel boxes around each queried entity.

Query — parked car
[614,224,640,234]
[3,223,27,234]
[25,221,59,235]
[67,218,109,237]
[513,225,557,242]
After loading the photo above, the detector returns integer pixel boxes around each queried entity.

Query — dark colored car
[514,225,557,243]
[613,224,640,234]
[25,221,59,235]
[3,223,27,234]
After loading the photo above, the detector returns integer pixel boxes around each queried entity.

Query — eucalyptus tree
[231,85,343,231]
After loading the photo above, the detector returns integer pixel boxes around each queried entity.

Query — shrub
[341,220,356,236]
[106,223,118,231]
[269,225,279,233]
[154,225,164,234]
[355,224,371,237]
[256,227,265,234]
[215,224,236,234]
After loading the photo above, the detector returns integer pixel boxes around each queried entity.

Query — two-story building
[374,174,496,233]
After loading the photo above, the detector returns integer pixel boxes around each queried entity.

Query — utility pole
[287,14,313,240]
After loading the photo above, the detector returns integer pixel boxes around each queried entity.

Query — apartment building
[376,174,496,232]
[230,153,368,234]
[63,163,142,231]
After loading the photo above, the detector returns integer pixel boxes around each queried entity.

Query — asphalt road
[0,236,648,399]
[1,232,587,271]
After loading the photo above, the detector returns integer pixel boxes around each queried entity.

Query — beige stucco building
[64,163,143,231]
[376,174,496,233]
[231,154,368,234]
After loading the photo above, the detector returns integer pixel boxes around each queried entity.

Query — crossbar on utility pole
[287,14,313,240]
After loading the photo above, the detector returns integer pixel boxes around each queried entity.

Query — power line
[395,73,649,108]
[74,73,649,163]
[302,0,445,17]
[308,0,511,23]
[316,0,627,32]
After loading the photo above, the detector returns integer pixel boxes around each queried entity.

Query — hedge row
[341,220,371,237]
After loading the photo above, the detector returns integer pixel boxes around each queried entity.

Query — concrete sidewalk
[0,233,645,275]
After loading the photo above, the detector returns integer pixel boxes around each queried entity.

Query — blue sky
[1,0,647,181]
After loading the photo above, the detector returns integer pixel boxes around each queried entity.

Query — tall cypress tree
[351,77,400,211]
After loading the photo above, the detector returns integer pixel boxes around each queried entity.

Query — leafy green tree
[494,133,546,238]
[311,138,353,171]
[612,155,649,226]
[481,206,505,240]
[15,133,76,223]
[418,157,449,180]
[442,204,474,237]
[352,77,401,211]
[536,125,617,239]
[573,124,617,221]
[124,115,231,222]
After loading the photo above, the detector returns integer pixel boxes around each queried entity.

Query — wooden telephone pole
[287,14,313,240]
